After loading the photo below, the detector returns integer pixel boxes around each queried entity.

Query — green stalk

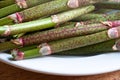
[55,39,118,56]
[79,12,120,25]
[11,26,120,60]
[0,5,95,36]
[11,45,39,60]
[0,0,53,18]
[94,9,113,14]
[0,16,14,26]
[0,0,103,25]
[44,27,120,54]
[0,4,20,18]
[73,10,120,21]
[95,1,120,10]
[11,39,119,60]
[0,0,14,8]
[73,13,106,21]
[0,41,20,51]
[12,20,120,46]
[1,20,120,51]
[19,0,102,22]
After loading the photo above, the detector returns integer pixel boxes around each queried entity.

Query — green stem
[73,10,120,21]
[1,20,120,51]
[0,0,14,8]
[55,39,118,56]
[0,0,102,25]
[0,0,53,18]
[13,20,120,46]
[94,9,113,14]
[95,1,120,10]
[0,5,95,35]
[0,42,20,51]
[79,12,120,25]
[11,39,119,60]
[11,45,39,60]
[73,13,106,21]
[11,26,120,60]
[0,17,14,26]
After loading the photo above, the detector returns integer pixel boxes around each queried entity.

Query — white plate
[0,52,120,76]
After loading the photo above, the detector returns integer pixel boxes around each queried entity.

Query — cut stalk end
[11,49,24,60]
[108,28,119,39]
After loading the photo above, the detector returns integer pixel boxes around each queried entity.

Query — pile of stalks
[0,0,120,60]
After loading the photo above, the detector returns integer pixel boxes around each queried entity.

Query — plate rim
[0,53,120,76]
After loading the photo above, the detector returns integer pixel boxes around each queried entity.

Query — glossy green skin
[21,45,41,59]
[11,17,55,34]
[0,0,53,18]
[0,5,95,35]
[23,48,40,59]
[11,45,39,59]
[0,17,56,35]
[0,0,14,8]
[95,1,120,10]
